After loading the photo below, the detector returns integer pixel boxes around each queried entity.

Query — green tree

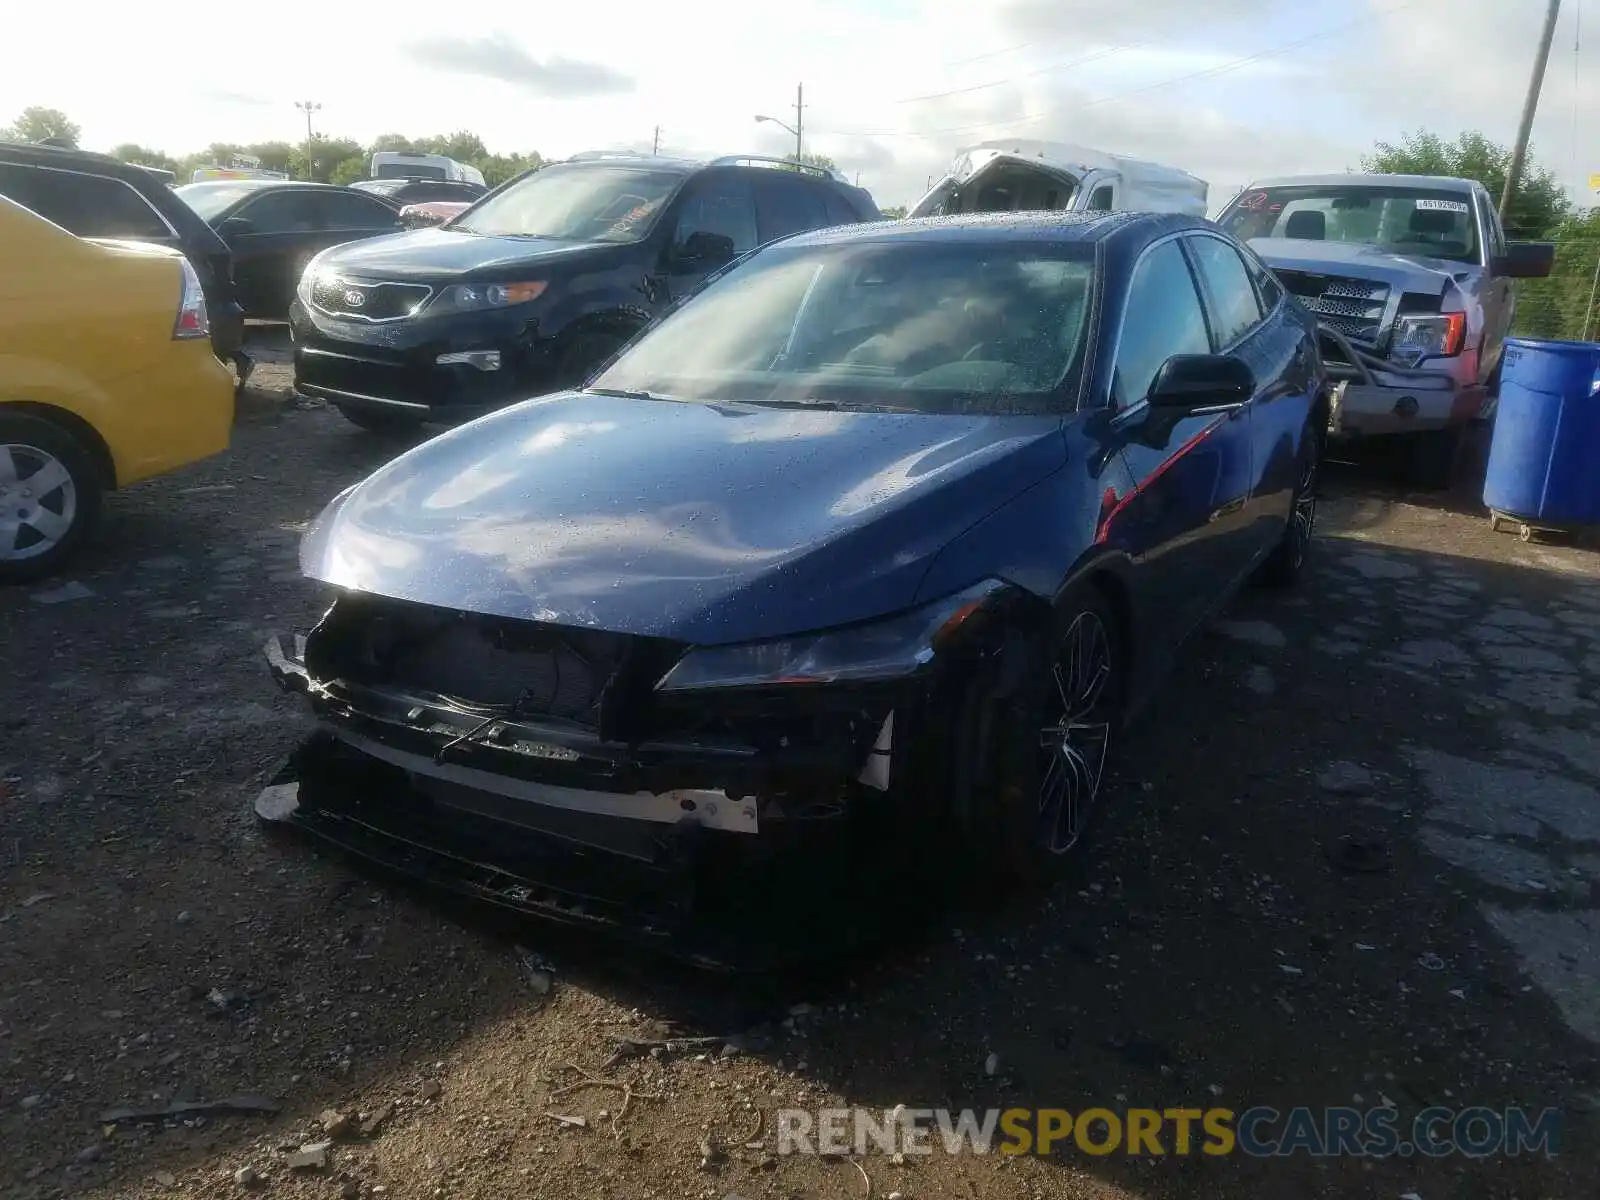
[1362,129,1567,240]
[783,151,837,174]
[419,131,488,163]
[293,134,365,183]
[110,143,180,174]
[3,106,80,146]
[370,133,417,154]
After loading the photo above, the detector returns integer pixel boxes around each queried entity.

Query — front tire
[557,330,633,389]
[983,587,1124,887]
[0,412,104,585]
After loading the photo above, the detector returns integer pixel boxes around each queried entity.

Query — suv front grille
[1275,270,1391,343]
[310,277,432,321]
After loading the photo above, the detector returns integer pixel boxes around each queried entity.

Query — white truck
[368,151,486,187]
[908,139,1208,219]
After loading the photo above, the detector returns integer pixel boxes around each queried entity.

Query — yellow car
[0,194,235,583]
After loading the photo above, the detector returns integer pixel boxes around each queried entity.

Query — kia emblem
[343,289,366,307]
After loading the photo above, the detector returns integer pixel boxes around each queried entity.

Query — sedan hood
[1247,237,1469,295]
[300,394,1067,644]
[314,226,616,282]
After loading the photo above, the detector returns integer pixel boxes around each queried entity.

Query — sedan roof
[782,209,1210,249]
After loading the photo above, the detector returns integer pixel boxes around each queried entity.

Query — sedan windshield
[1218,184,1482,265]
[592,240,1095,414]
[450,163,685,242]
[174,181,273,221]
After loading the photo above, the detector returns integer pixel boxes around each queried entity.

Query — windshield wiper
[741,398,923,413]
[585,386,671,402]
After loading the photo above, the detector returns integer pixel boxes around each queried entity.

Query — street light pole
[755,84,807,164]
[794,82,804,162]
[1500,0,1562,219]
[294,100,322,181]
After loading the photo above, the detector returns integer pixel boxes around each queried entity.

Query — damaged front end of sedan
[258,579,1034,968]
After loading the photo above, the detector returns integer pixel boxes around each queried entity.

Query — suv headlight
[295,255,328,310]
[655,580,1012,693]
[423,281,548,318]
[1394,312,1466,357]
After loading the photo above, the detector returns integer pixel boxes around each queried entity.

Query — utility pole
[793,83,806,163]
[652,125,661,155]
[1500,0,1562,219]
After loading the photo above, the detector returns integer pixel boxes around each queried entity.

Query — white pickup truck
[908,139,1209,219]
[1215,173,1555,488]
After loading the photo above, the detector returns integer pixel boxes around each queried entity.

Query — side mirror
[677,229,736,268]
[218,216,255,238]
[1494,241,1555,280]
[1148,354,1255,409]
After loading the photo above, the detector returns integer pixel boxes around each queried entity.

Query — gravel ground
[2,351,1598,1200]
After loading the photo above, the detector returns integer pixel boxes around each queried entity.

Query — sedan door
[1182,231,1306,563]
[1108,236,1257,644]
[221,190,322,318]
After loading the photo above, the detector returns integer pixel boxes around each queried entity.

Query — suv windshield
[592,239,1095,413]
[450,163,686,242]
[1219,184,1482,265]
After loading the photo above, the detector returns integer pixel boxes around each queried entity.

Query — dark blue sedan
[261,211,1326,961]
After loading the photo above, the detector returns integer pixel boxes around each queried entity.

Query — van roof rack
[708,154,848,182]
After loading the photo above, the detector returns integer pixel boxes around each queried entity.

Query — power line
[893,37,1165,106]
[811,0,1425,142]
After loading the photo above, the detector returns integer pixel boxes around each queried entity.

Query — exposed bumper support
[1319,325,1481,439]
[257,632,916,967]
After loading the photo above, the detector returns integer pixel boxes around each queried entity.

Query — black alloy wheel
[1255,421,1320,588]
[1036,607,1115,856]
[983,586,1124,885]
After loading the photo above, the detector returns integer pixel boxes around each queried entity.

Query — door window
[1087,184,1115,211]
[311,191,401,230]
[822,189,861,225]
[234,190,317,232]
[671,175,758,257]
[1110,239,1211,409]
[1186,235,1265,349]
[1482,192,1508,259]
[0,164,170,238]
[753,174,829,243]
[1238,245,1284,311]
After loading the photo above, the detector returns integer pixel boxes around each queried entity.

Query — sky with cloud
[3,0,1593,210]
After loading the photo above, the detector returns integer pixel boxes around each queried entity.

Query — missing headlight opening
[260,590,970,941]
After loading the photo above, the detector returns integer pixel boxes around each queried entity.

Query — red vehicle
[399,200,471,228]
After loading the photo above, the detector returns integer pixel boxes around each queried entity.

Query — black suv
[290,152,881,430]
[0,141,248,380]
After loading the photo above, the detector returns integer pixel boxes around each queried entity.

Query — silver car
[1216,173,1553,488]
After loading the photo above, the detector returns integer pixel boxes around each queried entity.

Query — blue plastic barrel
[1483,338,1600,526]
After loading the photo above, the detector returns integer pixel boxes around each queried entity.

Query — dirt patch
[1,398,1597,1199]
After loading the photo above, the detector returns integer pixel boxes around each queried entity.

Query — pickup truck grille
[309,277,433,321]
[1275,271,1390,343]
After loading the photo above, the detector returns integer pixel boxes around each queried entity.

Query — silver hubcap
[1037,610,1113,856]
[1290,441,1319,570]
[0,442,77,561]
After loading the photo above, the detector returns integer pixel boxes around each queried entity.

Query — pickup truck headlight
[1394,312,1466,357]
[423,281,548,318]
[655,580,1011,693]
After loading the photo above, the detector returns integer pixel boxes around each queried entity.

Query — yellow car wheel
[0,411,104,585]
